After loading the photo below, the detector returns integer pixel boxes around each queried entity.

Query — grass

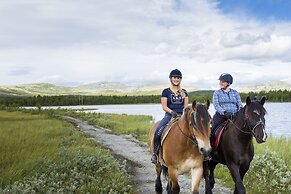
[66,111,154,142]
[2,107,290,193]
[0,111,68,187]
[0,110,133,193]
[62,110,291,194]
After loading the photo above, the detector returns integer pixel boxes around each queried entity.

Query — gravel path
[63,116,232,194]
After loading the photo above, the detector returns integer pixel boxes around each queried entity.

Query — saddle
[160,116,180,146]
[211,120,229,149]
[155,116,180,164]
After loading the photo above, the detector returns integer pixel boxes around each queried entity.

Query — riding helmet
[218,73,233,84]
[169,69,182,78]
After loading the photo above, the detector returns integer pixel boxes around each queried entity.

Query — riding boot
[151,117,169,164]
[151,140,160,164]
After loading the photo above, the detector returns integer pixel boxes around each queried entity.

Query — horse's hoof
[205,190,213,194]
[210,181,215,189]
[155,185,163,193]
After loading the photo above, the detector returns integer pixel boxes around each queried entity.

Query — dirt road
[63,116,232,194]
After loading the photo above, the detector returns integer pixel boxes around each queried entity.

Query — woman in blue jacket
[151,69,189,164]
[212,73,243,138]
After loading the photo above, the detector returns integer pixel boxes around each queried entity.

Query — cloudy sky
[1,0,291,89]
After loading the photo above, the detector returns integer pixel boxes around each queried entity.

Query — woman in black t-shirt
[151,69,189,164]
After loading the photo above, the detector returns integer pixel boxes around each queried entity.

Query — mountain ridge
[0,80,290,96]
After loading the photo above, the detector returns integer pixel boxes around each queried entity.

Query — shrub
[1,150,133,194]
[244,150,291,194]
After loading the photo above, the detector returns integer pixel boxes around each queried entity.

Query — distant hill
[74,81,199,96]
[236,81,291,93]
[0,83,74,96]
[189,90,214,95]
[0,82,199,96]
[0,80,290,97]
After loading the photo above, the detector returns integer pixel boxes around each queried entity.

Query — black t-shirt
[162,88,188,114]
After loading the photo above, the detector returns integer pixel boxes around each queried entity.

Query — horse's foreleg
[203,161,213,194]
[168,167,180,194]
[191,165,203,194]
[239,162,250,181]
[155,164,163,193]
[209,161,217,190]
[227,163,246,194]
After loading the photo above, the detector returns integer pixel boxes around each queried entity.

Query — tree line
[0,90,291,107]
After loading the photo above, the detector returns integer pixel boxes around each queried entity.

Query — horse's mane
[182,103,209,136]
[182,105,191,124]
[195,104,211,135]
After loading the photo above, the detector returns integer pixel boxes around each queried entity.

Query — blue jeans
[212,112,227,134]
[153,113,172,153]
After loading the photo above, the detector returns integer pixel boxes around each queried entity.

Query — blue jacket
[213,88,243,115]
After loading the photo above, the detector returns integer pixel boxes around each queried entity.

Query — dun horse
[149,100,212,194]
[203,96,267,194]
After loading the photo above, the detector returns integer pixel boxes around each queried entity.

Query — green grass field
[1,107,290,193]
[0,110,133,193]
[67,111,153,142]
[66,110,290,194]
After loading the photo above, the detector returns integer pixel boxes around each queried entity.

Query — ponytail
[170,85,186,98]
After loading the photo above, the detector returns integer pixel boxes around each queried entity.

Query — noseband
[244,118,265,136]
[229,107,265,137]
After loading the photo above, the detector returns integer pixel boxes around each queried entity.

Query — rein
[228,108,265,136]
[177,123,198,146]
[228,119,252,135]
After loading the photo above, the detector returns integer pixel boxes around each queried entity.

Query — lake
[36,103,290,137]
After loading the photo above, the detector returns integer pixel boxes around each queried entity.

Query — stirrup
[151,153,158,164]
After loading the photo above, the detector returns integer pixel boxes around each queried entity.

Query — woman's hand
[223,111,232,119]
[171,111,178,118]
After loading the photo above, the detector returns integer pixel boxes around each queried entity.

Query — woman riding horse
[150,100,212,194]
[212,73,243,140]
[151,69,189,164]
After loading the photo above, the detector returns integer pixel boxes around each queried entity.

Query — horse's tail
[162,165,168,179]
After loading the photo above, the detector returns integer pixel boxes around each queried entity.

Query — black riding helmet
[218,73,233,84]
[169,69,182,78]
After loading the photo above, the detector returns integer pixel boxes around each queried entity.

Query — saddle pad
[211,120,229,149]
[160,117,180,145]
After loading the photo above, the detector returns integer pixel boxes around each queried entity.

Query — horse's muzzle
[200,147,212,157]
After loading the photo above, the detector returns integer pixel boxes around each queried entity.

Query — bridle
[177,123,198,146]
[177,107,211,146]
[229,107,265,137]
[245,118,265,136]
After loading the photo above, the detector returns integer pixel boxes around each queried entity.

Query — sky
[1,0,291,89]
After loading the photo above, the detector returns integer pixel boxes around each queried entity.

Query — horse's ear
[246,96,251,106]
[205,99,210,110]
[192,100,196,110]
[260,96,266,106]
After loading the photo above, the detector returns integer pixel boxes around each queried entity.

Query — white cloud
[0,0,290,88]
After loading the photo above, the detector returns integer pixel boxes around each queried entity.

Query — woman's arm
[161,97,173,114]
[213,91,225,115]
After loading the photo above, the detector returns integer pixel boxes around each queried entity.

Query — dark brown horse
[149,100,212,194]
[203,96,267,194]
